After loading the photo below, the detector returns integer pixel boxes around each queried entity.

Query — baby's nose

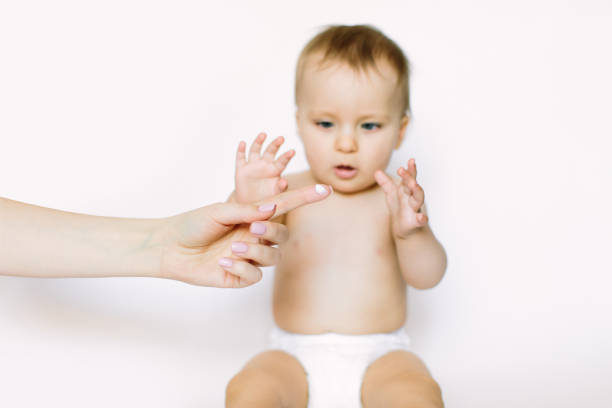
[334,131,358,153]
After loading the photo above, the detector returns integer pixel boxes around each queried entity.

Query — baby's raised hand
[374,158,429,239]
[235,132,295,204]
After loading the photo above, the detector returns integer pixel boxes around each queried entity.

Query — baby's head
[295,24,412,194]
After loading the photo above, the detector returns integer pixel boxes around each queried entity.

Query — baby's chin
[332,181,378,195]
[312,171,378,195]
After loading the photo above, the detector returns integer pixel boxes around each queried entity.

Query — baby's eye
[362,122,381,131]
[316,121,334,129]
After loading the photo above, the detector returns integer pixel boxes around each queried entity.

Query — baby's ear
[395,114,410,149]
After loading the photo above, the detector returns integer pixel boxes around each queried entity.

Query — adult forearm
[394,224,447,289]
[0,197,165,279]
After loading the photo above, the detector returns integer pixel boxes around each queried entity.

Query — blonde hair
[295,24,412,115]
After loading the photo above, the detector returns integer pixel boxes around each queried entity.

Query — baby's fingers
[275,149,296,171]
[408,158,417,178]
[236,141,247,166]
[248,132,267,161]
[403,179,424,204]
[398,166,414,185]
[375,170,400,213]
[398,167,422,197]
[263,136,285,160]
[374,170,397,195]
[230,242,280,267]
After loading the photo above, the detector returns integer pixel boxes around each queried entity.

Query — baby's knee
[394,372,444,408]
[225,368,283,408]
[385,372,443,408]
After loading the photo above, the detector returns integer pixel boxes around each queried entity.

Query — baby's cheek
[305,146,328,170]
[369,148,393,172]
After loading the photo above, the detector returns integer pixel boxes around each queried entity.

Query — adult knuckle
[250,244,263,259]
[264,221,277,237]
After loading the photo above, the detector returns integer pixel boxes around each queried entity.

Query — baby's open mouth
[336,164,354,170]
[334,165,358,179]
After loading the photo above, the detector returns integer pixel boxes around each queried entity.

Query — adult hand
[158,184,331,288]
[0,185,331,287]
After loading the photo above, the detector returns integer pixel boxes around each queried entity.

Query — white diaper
[267,324,411,408]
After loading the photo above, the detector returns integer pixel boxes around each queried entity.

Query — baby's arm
[374,159,447,289]
[392,203,447,289]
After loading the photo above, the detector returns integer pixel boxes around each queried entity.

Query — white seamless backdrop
[1,1,611,407]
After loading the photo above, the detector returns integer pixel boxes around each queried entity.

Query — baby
[224,24,447,407]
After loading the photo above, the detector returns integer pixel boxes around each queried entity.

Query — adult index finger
[255,184,332,218]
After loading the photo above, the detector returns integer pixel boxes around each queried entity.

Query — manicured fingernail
[250,222,267,235]
[315,184,328,195]
[231,242,248,253]
[218,258,233,268]
[258,203,276,212]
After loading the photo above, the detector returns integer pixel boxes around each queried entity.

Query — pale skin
[0,185,331,288]
[226,54,447,407]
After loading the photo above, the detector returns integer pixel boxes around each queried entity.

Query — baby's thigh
[225,350,308,408]
[361,350,444,408]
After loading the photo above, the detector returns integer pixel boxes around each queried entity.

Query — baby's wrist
[234,190,255,204]
[231,188,268,205]
[235,186,273,205]
[394,225,423,241]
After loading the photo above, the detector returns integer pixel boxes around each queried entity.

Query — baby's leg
[361,350,444,408]
[225,350,308,408]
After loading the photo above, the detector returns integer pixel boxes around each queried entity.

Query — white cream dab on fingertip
[315,184,327,195]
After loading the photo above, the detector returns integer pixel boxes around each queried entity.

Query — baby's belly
[272,264,407,334]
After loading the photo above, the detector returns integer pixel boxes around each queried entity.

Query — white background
[1,1,611,407]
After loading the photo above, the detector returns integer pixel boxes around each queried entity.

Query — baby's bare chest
[282,191,397,267]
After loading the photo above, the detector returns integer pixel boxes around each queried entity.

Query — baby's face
[296,55,409,194]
